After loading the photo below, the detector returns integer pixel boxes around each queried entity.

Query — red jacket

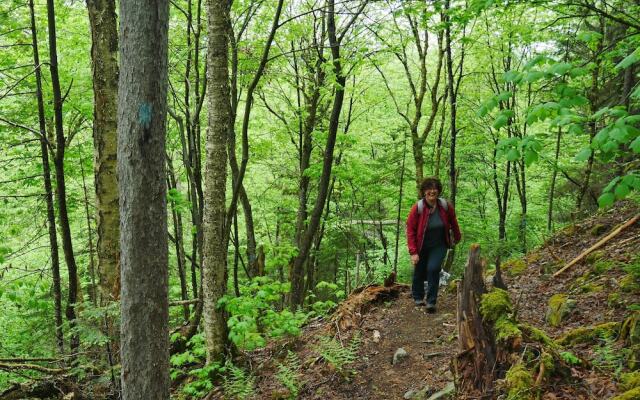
[406,199,461,255]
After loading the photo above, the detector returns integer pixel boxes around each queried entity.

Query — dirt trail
[250,285,459,400]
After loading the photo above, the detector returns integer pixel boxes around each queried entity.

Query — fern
[592,332,630,376]
[222,362,255,400]
[275,351,302,399]
[315,332,361,375]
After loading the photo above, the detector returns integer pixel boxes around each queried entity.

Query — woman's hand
[411,254,419,266]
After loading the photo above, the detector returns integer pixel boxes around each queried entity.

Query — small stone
[443,370,453,380]
[404,389,416,399]
[427,381,455,400]
[393,347,408,365]
[373,330,381,343]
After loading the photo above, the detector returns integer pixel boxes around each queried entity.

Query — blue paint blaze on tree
[138,103,153,129]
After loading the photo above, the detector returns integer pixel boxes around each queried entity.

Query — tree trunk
[444,0,458,206]
[86,0,120,304]
[46,0,80,356]
[548,127,562,231]
[117,0,170,397]
[29,0,63,355]
[393,135,407,274]
[454,244,497,393]
[167,159,190,322]
[202,0,231,363]
[289,0,351,308]
[80,157,98,306]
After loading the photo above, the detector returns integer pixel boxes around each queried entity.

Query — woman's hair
[420,177,443,197]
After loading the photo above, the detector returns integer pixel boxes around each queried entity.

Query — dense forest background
[0,0,638,398]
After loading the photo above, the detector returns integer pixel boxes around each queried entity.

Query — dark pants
[412,245,447,305]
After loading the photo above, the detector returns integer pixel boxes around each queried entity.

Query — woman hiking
[406,177,461,313]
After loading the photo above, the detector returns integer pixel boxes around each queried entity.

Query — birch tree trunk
[86,0,120,304]
[202,0,231,363]
[117,0,170,397]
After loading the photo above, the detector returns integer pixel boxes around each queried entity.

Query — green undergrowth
[217,277,344,350]
[315,332,361,379]
[169,277,346,399]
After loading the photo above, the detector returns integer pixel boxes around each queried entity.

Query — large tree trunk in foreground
[117,0,170,397]
[87,0,120,304]
[202,0,231,364]
[454,244,497,394]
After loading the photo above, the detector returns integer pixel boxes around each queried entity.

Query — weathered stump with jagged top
[453,244,498,396]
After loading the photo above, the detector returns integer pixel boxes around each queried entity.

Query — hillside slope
[228,202,639,400]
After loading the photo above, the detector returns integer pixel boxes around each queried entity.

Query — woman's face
[424,187,439,203]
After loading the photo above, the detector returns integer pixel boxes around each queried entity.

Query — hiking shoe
[426,304,436,313]
[414,299,426,306]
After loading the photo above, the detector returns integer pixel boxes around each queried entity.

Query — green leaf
[598,192,615,208]
[523,70,545,83]
[524,150,538,166]
[609,127,628,142]
[549,62,572,76]
[615,48,640,70]
[524,55,548,70]
[503,70,522,83]
[493,115,509,129]
[614,183,630,199]
[506,148,520,161]
[603,177,621,193]
[630,137,640,153]
[576,30,603,43]
[575,148,592,161]
[496,91,513,102]
[592,107,610,120]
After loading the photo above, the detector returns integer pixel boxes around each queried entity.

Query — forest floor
[227,201,640,400]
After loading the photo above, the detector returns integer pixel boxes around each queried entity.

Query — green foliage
[275,351,303,399]
[623,256,640,280]
[559,351,581,366]
[592,332,632,376]
[222,362,255,400]
[219,277,308,350]
[315,333,361,376]
[181,363,222,398]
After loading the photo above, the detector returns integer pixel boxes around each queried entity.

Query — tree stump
[453,244,498,396]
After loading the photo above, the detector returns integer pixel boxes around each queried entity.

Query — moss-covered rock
[545,294,576,327]
[590,224,608,236]
[585,250,605,265]
[480,288,513,322]
[611,387,640,400]
[579,282,604,293]
[504,363,534,400]
[619,371,640,391]
[556,322,621,346]
[503,259,527,277]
